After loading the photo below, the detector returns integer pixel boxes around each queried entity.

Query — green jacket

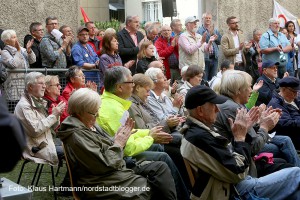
[97,91,154,156]
[57,116,150,199]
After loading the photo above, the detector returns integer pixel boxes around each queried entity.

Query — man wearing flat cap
[268,76,300,149]
[178,16,217,70]
[71,26,100,87]
[181,85,300,199]
[255,60,288,106]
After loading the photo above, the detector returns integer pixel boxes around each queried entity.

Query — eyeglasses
[50,83,61,87]
[87,111,99,118]
[74,75,85,78]
[79,33,89,37]
[34,29,44,32]
[287,87,298,94]
[267,66,278,70]
[122,81,134,84]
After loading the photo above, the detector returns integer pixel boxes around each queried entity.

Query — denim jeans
[236,167,300,200]
[204,58,218,81]
[133,151,190,200]
[259,135,300,167]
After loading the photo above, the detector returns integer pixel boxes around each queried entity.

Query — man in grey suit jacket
[117,15,145,74]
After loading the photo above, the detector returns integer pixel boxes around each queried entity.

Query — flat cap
[279,76,300,90]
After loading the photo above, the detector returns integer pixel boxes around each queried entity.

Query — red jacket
[88,36,102,56]
[155,36,179,79]
[43,95,69,124]
[62,82,74,101]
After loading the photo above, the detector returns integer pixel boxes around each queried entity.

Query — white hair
[269,18,280,25]
[1,29,16,42]
[145,68,163,82]
[25,72,45,91]
[181,65,189,76]
[68,88,101,117]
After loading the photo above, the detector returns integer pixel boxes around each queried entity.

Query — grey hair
[146,24,159,34]
[269,18,280,25]
[145,68,163,82]
[105,28,116,35]
[170,19,181,28]
[219,70,252,98]
[1,30,16,42]
[25,72,45,91]
[44,75,59,87]
[252,28,262,36]
[45,16,58,25]
[202,12,212,19]
[68,88,101,117]
[104,66,131,93]
[125,15,139,26]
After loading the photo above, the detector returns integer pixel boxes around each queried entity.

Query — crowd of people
[2,12,300,200]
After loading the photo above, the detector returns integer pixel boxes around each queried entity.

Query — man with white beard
[178,16,216,70]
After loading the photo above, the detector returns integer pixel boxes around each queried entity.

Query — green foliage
[80,19,121,31]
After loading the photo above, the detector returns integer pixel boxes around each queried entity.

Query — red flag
[80,7,90,23]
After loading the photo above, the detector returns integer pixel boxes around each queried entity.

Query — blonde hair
[133,73,154,92]
[219,70,252,98]
[137,40,153,59]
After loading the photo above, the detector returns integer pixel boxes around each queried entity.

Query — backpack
[0,56,8,84]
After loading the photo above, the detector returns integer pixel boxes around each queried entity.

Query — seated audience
[214,70,300,173]
[14,72,65,165]
[1,29,36,100]
[145,68,184,121]
[177,65,204,96]
[62,66,96,101]
[58,88,176,200]
[44,75,68,124]
[176,65,189,90]
[136,41,157,73]
[268,76,300,149]
[97,66,189,199]
[99,33,135,89]
[181,85,300,199]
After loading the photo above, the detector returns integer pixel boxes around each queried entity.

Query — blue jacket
[256,74,279,106]
[268,91,300,148]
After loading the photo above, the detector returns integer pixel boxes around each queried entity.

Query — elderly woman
[136,41,157,74]
[58,88,176,199]
[62,66,96,101]
[1,29,35,100]
[44,75,68,124]
[213,70,300,177]
[99,33,135,89]
[177,65,204,96]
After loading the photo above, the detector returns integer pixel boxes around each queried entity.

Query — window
[142,1,162,22]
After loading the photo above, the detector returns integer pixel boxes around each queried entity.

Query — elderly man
[14,72,66,165]
[71,26,100,86]
[221,16,250,71]
[59,25,74,67]
[256,61,283,106]
[39,16,72,70]
[260,18,292,78]
[155,25,180,82]
[170,19,183,37]
[24,22,44,68]
[97,66,189,200]
[268,76,300,149]
[197,12,222,81]
[181,85,300,199]
[178,16,216,70]
[117,15,145,74]
[85,21,102,56]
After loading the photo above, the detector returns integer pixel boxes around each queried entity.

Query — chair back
[183,158,196,187]
[62,144,80,200]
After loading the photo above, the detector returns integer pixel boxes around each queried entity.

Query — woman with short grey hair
[24,72,44,91]
[1,29,36,100]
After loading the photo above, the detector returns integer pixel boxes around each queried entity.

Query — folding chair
[183,158,196,187]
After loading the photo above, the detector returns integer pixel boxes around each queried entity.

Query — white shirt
[231,31,242,63]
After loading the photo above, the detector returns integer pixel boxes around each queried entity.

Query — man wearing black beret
[268,76,300,149]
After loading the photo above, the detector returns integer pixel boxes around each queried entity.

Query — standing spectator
[170,19,183,37]
[71,26,100,86]
[14,72,66,165]
[259,18,292,78]
[136,41,157,74]
[24,22,44,68]
[1,29,36,101]
[40,16,72,71]
[86,21,102,56]
[178,16,216,70]
[221,16,249,71]
[155,25,179,82]
[285,21,297,77]
[59,25,74,67]
[197,12,222,81]
[146,24,159,43]
[99,33,135,90]
[0,29,5,50]
[117,15,145,74]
